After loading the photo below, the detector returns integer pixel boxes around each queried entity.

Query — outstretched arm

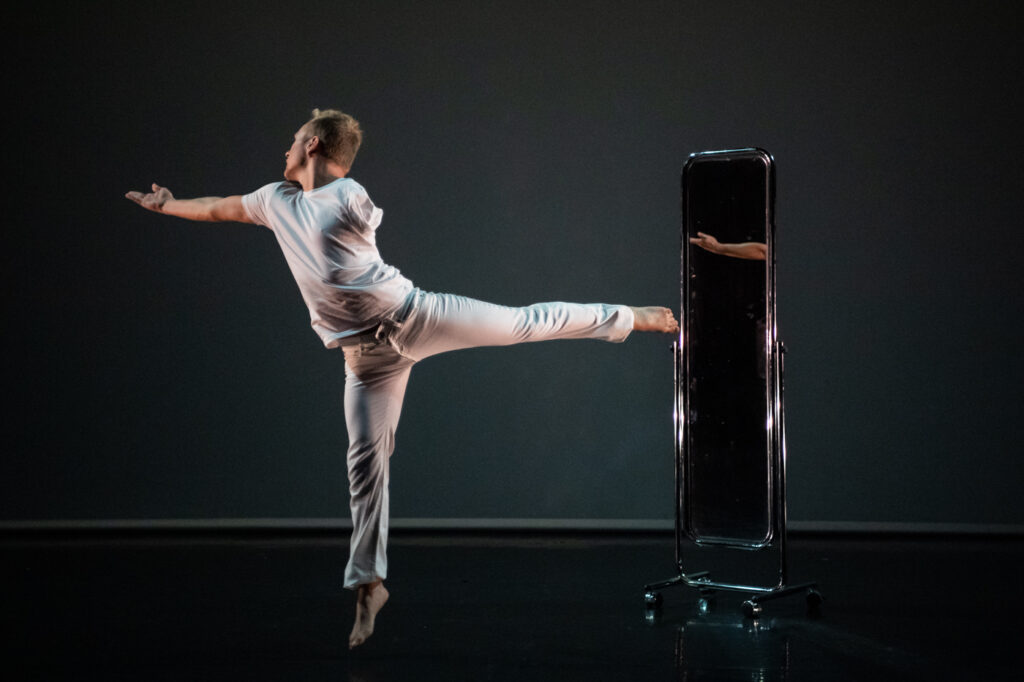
[689,232,766,260]
[125,183,255,224]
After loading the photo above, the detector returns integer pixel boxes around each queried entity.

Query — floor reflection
[649,606,794,681]
[2,533,1020,681]
[648,599,938,681]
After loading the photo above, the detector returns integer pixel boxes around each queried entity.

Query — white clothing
[241,178,414,347]
[240,175,636,590]
[341,288,633,589]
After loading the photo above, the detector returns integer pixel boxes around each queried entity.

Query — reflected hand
[689,232,721,253]
[125,183,174,213]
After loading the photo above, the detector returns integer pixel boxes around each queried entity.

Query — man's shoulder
[258,180,302,195]
[321,177,364,194]
[318,178,372,208]
[335,177,369,195]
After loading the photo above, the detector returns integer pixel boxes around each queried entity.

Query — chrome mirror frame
[644,149,820,618]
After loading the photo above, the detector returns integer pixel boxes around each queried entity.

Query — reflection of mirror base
[671,612,795,678]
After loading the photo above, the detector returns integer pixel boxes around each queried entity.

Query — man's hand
[125,183,174,213]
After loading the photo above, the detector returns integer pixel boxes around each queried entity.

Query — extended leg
[390,291,675,361]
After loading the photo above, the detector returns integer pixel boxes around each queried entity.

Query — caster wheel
[742,600,763,619]
[806,588,823,610]
[697,597,715,614]
[643,591,663,609]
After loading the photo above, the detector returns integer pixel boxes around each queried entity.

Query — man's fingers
[126,189,163,211]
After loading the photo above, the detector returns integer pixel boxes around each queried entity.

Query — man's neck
[298,160,346,192]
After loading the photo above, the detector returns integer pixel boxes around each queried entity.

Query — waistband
[336,324,381,347]
[336,289,421,348]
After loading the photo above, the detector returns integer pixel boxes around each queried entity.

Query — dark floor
[2,530,1020,681]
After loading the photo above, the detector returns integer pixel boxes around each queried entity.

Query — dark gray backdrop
[4,0,1022,528]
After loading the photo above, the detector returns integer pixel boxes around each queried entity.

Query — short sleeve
[241,182,279,228]
[345,187,384,231]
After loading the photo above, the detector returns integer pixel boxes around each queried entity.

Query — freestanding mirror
[644,149,820,618]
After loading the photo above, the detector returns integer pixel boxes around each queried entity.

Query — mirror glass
[682,149,774,547]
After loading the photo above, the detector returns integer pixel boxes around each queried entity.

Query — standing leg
[342,340,414,648]
[339,290,675,648]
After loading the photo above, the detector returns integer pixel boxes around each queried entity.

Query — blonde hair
[305,108,363,171]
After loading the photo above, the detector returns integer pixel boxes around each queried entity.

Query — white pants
[340,288,634,589]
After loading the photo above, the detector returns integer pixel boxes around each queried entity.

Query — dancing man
[127,109,679,648]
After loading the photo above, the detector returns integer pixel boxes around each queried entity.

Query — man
[126,109,679,648]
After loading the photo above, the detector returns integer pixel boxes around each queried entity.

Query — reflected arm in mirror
[689,232,766,260]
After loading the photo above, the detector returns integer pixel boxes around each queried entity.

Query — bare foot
[349,580,389,649]
[629,306,680,333]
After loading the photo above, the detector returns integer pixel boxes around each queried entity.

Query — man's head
[284,109,363,180]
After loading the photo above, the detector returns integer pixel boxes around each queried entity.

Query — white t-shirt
[242,178,414,348]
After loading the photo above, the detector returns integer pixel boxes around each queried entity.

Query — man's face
[283,125,312,180]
